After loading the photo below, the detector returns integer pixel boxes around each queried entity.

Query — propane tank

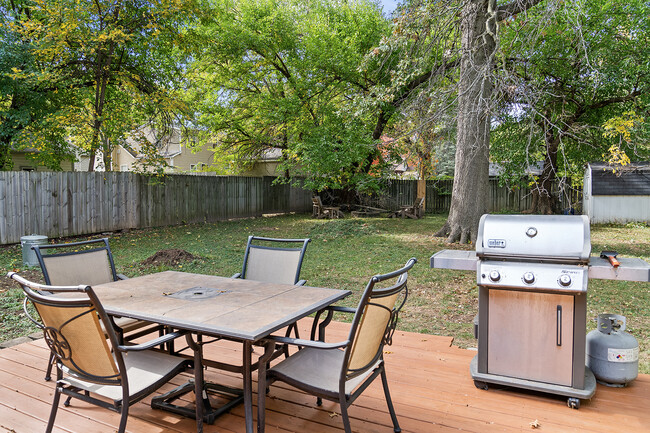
[586,314,639,387]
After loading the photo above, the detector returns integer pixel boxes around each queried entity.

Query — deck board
[0,320,648,433]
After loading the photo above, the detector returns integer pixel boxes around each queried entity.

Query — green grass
[1,214,648,373]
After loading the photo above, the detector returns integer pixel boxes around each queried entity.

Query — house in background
[238,144,418,178]
[238,148,284,176]
[583,162,650,223]
[109,126,219,174]
[10,150,74,172]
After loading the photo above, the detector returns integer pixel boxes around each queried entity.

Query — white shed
[583,162,650,223]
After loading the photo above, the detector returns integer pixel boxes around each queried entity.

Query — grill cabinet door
[487,290,574,386]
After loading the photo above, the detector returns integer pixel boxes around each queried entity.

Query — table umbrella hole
[168,287,230,300]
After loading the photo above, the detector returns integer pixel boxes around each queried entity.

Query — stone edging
[0,332,43,349]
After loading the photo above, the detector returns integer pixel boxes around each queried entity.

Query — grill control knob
[559,274,572,287]
[523,272,535,284]
[489,270,501,282]
[526,227,538,238]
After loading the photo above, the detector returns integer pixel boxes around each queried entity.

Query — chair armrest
[231,273,242,279]
[23,297,45,329]
[309,305,356,341]
[118,330,188,352]
[266,335,349,350]
[296,279,307,286]
[326,305,357,314]
[116,274,129,280]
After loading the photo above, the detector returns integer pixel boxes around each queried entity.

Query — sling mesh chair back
[32,238,160,380]
[232,235,311,349]
[233,236,311,286]
[261,258,417,433]
[33,238,118,287]
[7,272,191,433]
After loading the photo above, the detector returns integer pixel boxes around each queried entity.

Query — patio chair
[232,236,311,344]
[390,197,424,219]
[313,196,344,219]
[257,257,417,433]
[32,238,161,381]
[7,272,192,433]
[232,235,311,285]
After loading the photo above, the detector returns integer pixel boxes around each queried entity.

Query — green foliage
[491,0,650,185]
[0,0,198,171]
[353,0,463,179]
[185,0,392,191]
[280,115,388,192]
[0,2,75,169]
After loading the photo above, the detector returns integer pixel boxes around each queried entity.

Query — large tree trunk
[528,126,560,214]
[435,0,496,244]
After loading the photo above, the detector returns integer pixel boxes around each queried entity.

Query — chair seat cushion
[61,350,187,403]
[268,347,380,398]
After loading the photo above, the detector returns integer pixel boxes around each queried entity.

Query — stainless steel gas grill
[431,214,650,408]
[472,214,595,408]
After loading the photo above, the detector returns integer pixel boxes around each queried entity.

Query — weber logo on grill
[487,239,506,248]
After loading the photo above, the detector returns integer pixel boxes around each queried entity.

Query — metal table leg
[257,340,276,433]
[192,335,204,433]
[243,340,254,433]
[151,334,244,432]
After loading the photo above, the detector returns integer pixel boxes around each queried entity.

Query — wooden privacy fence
[362,178,581,214]
[0,172,583,245]
[0,172,312,245]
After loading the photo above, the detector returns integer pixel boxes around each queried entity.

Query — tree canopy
[1,0,648,237]
[491,0,650,213]
[184,0,393,192]
[1,0,197,171]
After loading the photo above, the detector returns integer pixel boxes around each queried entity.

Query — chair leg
[45,352,54,381]
[339,399,353,433]
[118,400,129,433]
[45,386,62,433]
[381,369,401,433]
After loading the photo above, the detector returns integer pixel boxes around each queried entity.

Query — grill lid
[476,214,591,263]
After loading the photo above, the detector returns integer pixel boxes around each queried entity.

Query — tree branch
[496,0,545,22]
[372,57,460,139]
[567,90,643,125]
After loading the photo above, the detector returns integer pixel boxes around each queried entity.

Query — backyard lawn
[0,213,648,373]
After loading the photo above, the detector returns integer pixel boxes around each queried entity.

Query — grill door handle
[556,305,562,346]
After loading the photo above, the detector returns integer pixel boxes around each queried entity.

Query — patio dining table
[92,270,350,433]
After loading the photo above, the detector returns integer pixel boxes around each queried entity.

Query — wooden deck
[0,320,648,433]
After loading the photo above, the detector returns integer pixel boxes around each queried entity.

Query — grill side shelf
[430,250,650,282]
[588,257,650,282]
[430,250,478,271]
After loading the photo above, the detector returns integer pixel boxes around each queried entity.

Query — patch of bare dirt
[140,249,200,267]
[0,269,43,293]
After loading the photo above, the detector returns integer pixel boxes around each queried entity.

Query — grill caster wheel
[474,380,489,391]
[567,398,580,409]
